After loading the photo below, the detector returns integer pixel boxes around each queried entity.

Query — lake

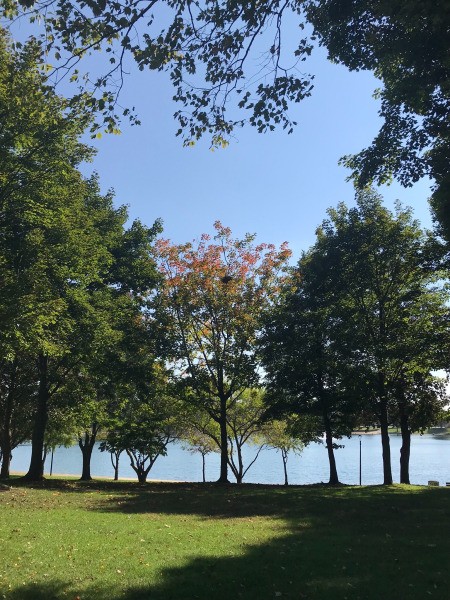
[10,433,450,485]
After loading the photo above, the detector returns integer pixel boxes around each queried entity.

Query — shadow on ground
[4,483,450,600]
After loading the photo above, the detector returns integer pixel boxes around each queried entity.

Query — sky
[86,45,434,262]
[12,13,435,262]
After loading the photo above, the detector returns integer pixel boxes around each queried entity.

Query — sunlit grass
[0,480,448,599]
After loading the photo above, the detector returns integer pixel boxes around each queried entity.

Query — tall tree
[156,222,291,482]
[261,255,360,485]
[311,191,448,484]
[0,32,103,481]
[0,32,163,480]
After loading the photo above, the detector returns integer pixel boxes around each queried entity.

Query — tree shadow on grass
[5,486,449,600]
[7,580,70,600]
[7,497,449,600]
[87,481,449,521]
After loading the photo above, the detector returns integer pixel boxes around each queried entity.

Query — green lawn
[0,480,449,599]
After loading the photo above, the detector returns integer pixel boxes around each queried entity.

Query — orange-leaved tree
[155,222,291,483]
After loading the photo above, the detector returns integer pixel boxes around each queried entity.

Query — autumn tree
[156,223,291,482]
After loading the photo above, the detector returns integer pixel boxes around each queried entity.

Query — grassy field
[0,480,449,600]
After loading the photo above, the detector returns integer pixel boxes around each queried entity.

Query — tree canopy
[3,2,449,237]
[155,222,291,482]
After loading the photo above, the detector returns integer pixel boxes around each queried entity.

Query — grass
[0,479,449,600]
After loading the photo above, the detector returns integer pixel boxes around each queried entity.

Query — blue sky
[82,41,434,261]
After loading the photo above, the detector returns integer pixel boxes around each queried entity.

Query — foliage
[225,388,268,484]
[262,417,306,485]
[189,388,269,484]
[0,29,163,480]
[180,415,218,483]
[0,354,36,477]
[4,2,450,242]
[156,222,291,481]
[1,1,315,144]
[307,190,449,483]
[307,1,450,238]
[104,369,184,483]
[261,244,360,484]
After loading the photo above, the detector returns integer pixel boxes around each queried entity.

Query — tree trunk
[379,401,393,485]
[234,443,244,484]
[137,470,147,483]
[42,443,49,472]
[114,453,120,481]
[217,395,229,483]
[109,450,121,480]
[24,354,49,481]
[399,407,411,484]
[324,416,339,485]
[202,453,206,483]
[282,449,288,486]
[80,446,93,480]
[79,424,99,481]
[0,366,16,479]
[0,444,11,479]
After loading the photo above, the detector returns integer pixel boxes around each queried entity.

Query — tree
[0,32,107,481]
[181,427,218,484]
[190,388,269,484]
[156,222,291,482]
[262,418,306,486]
[42,405,81,474]
[306,1,450,239]
[225,388,268,484]
[109,374,182,484]
[0,353,36,478]
[310,191,449,484]
[180,407,219,483]
[0,32,162,480]
[99,432,125,481]
[261,256,360,485]
[390,373,448,484]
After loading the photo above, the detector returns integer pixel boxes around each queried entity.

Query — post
[359,436,362,486]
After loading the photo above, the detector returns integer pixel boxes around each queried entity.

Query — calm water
[10,433,450,486]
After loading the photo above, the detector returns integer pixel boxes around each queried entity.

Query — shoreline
[9,471,182,483]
